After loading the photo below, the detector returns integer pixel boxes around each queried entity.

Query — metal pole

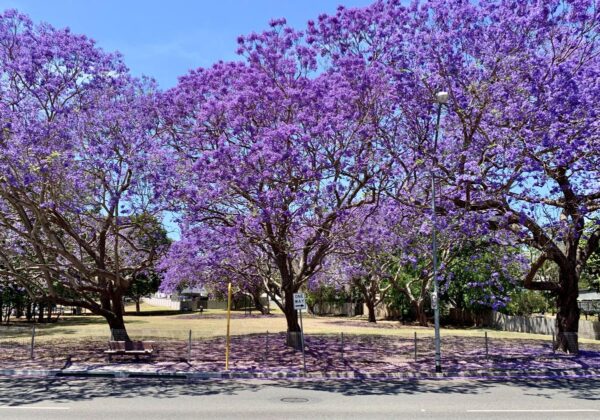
[299,309,306,372]
[414,331,418,362]
[188,329,192,362]
[431,95,446,374]
[30,325,36,360]
[225,282,232,370]
[114,197,120,305]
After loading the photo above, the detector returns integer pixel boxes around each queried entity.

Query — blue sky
[0,0,372,88]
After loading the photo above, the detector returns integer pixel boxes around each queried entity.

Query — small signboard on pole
[293,293,307,310]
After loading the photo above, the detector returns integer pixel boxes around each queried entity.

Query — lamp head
[435,91,449,104]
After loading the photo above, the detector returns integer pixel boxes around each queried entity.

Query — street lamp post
[431,91,448,374]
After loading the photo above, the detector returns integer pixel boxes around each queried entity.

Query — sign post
[225,282,232,370]
[293,292,307,372]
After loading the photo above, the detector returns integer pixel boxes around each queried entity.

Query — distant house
[180,287,209,310]
[144,287,208,311]
[578,290,600,316]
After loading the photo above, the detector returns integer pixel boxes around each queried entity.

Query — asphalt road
[0,376,598,419]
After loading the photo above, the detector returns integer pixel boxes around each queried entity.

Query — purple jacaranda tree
[159,225,273,314]
[158,20,397,347]
[347,202,453,326]
[310,0,600,352]
[335,198,522,325]
[0,11,165,337]
[314,205,398,324]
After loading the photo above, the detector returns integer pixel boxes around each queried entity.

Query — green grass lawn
[1,302,596,345]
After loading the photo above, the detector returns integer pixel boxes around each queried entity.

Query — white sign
[293,293,307,310]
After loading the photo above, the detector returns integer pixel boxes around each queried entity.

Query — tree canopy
[1,1,599,352]
[0,10,166,335]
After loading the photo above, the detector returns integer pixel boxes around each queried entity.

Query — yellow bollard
[225,282,232,370]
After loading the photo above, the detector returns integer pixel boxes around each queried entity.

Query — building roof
[180,287,207,296]
[578,290,600,301]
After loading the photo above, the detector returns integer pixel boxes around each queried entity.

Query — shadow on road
[0,377,598,407]
[282,377,600,400]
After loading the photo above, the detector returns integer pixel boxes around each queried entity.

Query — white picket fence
[142,297,181,310]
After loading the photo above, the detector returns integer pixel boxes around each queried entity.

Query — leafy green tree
[126,271,161,314]
[503,289,553,316]
[124,214,170,314]
[0,281,26,324]
[306,284,351,315]
[444,243,525,324]
[581,248,600,292]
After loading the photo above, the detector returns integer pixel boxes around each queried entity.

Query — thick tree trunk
[99,275,112,313]
[26,302,32,321]
[355,280,378,323]
[413,300,428,327]
[37,302,44,323]
[366,300,377,323]
[252,292,268,315]
[283,290,302,349]
[108,291,130,341]
[284,307,302,349]
[107,314,130,341]
[135,299,141,314]
[555,268,579,354]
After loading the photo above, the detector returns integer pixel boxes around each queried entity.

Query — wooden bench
[104,340,155,362]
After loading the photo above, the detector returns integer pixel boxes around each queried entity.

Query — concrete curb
[1,367,599,380]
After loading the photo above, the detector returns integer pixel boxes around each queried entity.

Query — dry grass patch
[2,302,598,345]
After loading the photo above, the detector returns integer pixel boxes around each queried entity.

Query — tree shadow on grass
[322,318,424,330]
[126,310,183,317]
[29,318,146,340]
[7,315,108,328]
[175,312,283,320]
